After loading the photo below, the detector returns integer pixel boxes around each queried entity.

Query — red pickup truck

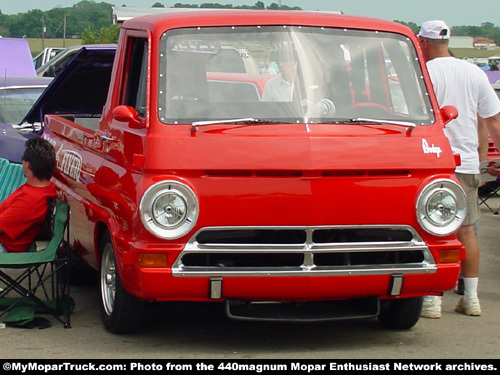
[40,10,465,333]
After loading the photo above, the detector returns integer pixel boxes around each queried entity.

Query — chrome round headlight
[140,180,198,239]
[416,179,466,236]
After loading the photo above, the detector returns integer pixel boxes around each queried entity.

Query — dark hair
[22,138,56,180]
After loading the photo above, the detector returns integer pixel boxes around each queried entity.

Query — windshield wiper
[336,117,416,128]
[191,118,282,132]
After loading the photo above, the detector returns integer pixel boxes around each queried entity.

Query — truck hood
[133,124,458,230]
[143,124,455,172]
[23,45,116,125]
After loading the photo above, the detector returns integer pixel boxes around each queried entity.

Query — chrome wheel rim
[100,243,116,316]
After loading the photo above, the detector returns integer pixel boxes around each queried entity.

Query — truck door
[51,116,107,268]
[45,50,116,268]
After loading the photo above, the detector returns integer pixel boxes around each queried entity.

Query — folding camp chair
[479,178,500,215]
[0,157,26,203]
[0,198,71,328]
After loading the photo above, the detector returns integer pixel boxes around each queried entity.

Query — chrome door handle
[100,135,115,142]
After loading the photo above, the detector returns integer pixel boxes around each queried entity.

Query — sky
[1,0,500,27]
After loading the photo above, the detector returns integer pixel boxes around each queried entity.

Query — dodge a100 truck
[38,10,465,333]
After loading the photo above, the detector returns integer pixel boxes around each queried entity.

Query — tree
[0,13,11,37]
[200,3,231,8]
[7,10,46,38]
[173,3,199,7]
[81,24,119,44]
[394,20,419,34]
[468,26,483,37]
[481,22,494,30]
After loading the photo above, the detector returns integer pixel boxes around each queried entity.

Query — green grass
[27,38,83,56]
[450,48,500,59]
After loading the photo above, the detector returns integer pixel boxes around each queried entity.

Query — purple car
[0,38,36,77]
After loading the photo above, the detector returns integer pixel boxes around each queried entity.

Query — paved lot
[1,198,500,359]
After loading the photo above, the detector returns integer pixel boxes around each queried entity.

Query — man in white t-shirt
[262,51,297,102]
[418,20,500,318]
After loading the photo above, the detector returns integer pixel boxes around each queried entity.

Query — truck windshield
[158,26,433,125]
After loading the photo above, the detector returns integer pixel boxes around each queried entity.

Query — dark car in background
[36,44,116,77]
[0,76,53,162]
[1,45,116,163]
[0,76,53,125]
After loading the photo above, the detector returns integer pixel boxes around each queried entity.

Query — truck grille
[172,225,436,277]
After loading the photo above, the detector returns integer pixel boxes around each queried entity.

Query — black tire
[378,297,423,330]
[99,231,144,333]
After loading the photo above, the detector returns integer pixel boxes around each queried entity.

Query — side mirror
[112,105,143,129]
[440,105,458,126]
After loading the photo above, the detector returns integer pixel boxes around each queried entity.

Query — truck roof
[122,9,412,37]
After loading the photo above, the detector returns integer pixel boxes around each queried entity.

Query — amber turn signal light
[138,253,167,267]
[439,249,461,263]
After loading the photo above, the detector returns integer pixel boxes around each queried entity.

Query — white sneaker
[455,297,481,316]
[421,295,442,319]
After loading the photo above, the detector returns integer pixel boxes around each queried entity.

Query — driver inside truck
[262,50,298,102]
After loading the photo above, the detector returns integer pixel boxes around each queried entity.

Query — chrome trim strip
[173,265,437,278]
[1,85,49,90]
[187,243,429,252]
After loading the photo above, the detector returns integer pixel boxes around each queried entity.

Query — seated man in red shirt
[0,138,57,253]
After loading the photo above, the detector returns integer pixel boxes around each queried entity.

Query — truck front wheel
[99,231,144,333]
[378,297,423,330]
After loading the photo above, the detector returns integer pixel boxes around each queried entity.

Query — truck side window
[124,38,148,117]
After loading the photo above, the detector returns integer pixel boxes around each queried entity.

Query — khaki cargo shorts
[456,172,480,226]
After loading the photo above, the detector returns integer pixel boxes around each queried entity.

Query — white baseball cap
[418,20,450,39]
